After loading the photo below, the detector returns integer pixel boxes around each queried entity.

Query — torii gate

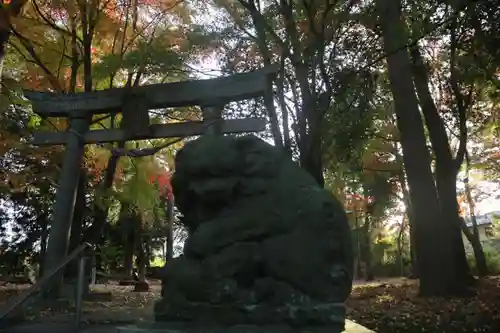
[25,66,277,294]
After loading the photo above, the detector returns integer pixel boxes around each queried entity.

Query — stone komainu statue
[155,135,353,331]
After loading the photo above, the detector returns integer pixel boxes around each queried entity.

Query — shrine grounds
[1,277,499,333]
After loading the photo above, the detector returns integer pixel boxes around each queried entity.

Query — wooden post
[121,91,150,138]
[42,115,90,298]
[91,262,97,285]
[201,105,224,135]
[166,197,174,262]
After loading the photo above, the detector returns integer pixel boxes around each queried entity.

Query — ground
[0,281,160,325]
[1,277,500,332]
[348,276,500,333]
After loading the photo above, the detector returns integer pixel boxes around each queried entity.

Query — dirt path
[1,277,413,325]
[352,277,417,287]
[1,281,374,332]
[0,282,162,324]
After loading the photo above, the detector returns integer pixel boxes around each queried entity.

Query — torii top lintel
[23,66,278,118]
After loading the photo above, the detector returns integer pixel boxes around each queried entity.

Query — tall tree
[212,0,376,186]
[374,0,472,296]
[406,0,500,284]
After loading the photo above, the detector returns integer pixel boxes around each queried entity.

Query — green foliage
[372,233,410,277]
[150,257,166,267]
[114,155,165,225]
[120,179,160,222]
[0,178,54,271]
[323,69,377,167]
[97,240,123,272]
[92,38,187,82]
[467,244,500,275]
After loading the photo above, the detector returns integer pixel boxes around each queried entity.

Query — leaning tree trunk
[375,0,456,297]
[463,152,489,276]
[83,143,125,244]
[394,143,418,278]
[410,46,474,290]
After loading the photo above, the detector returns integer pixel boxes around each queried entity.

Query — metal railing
[0,242,91,331]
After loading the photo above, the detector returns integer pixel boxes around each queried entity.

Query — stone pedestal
[344,321,376,333]
[116,320,375,333]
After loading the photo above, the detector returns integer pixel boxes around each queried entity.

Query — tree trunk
[136,243,147,284]
[403,192,419,278]
[408,216,418,279]
[302,131,325,187]
[145,236,151,270]
[119,202,135,279]
[83,143,125,244]
[393,144,418,278]
[462,220,489,276]
[410,46,474,290]
[137,248,147,283]
[280,1,325,186]
[436,172,475,288]
[396,219,406,277]
[470,239,489,277]
[242,2,283,149]
[463,152,488,276]
[353,209,361,280]
[362,214,374,281]
[375,0,455,296]
[123,229,135,279]
[134,225,149,292]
